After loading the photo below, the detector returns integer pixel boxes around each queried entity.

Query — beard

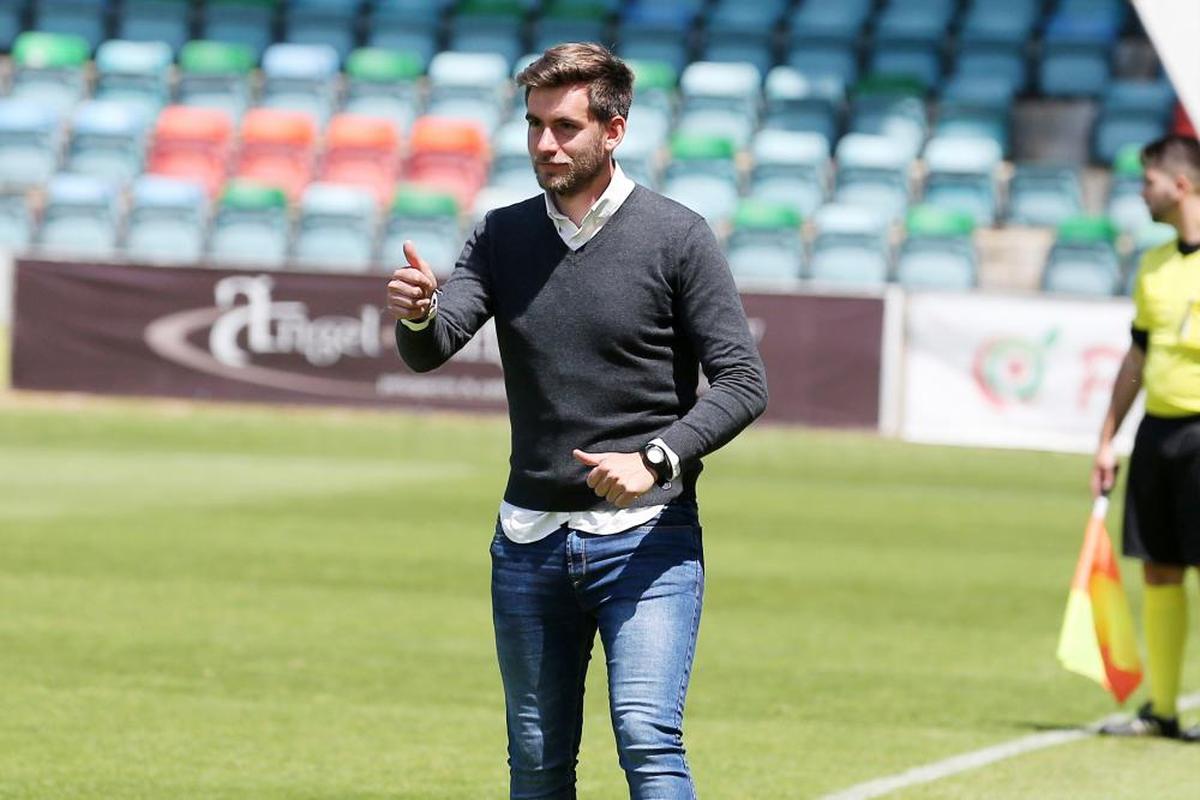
[533,139,608,197]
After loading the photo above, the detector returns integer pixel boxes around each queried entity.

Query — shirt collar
[543,161,636,229]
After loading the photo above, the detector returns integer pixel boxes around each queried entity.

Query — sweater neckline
[552,184,645,259]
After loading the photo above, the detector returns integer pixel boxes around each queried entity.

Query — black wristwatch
[640,443,672,490]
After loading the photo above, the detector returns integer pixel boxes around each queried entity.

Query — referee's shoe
[1100,702,1181,738]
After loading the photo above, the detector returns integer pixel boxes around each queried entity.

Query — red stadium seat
[146,106,234,197]
[235,109,318,201]
[318,114,402,204]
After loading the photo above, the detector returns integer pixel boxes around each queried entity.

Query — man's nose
[532,127,557,155]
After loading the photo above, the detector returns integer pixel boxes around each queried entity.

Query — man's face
[1142,166,1183,222]
[526,84,612,197]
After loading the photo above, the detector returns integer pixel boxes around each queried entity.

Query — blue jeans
[490,503,705,800]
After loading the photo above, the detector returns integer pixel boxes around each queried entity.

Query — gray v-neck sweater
[395,185,768,511]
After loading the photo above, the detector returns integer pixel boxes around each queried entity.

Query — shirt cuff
[649,437,681,480]
[399,292,438,331]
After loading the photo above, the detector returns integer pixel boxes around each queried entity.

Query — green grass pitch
[1,395,1198,799]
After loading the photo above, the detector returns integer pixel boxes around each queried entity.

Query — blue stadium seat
[617,2,698,73]
[292,183,378,272]
[0,2,25,51]
[834,133,913,223]
[176,39,256,121]
[662,134,740,227]
[0,100,63,189]
[343,47,424,133]
[726,199,805,287]
[116,0,191,52]
[958,0,1039,49]
[94,39,173,117]
[1107,144,1149,233]
[762,67,843,145]
[426,51,512,134]
[201,0,276,60]
[809,202,891,286]
[367,0,440,68]
[952,48,1027,96]
[935,74,1014,154]
[787,0,870,47]
[785,46,859,87]
[0,192,34,251]
[848,87,927,162]
[32,0,108,50]
[869,1,952,90]
[676,61,761,150]
[1007,164,1084,227]
[921,136,1002,225]
[531,6,611,54]
[489,120,539,195]
[471,183,535,224]
[1092,80,1175,164]
[260,43,341,123]
[748,129,829,219]
[208,180,290,268]
[1042,217,1121,296]
[380,187,465,278]
[448,3,526,68]
[701,1,784,75]
[35,173,122,258]
[65,101,150,184]
[896,204,978,290]
[283,0,359,62]
[122,175,208,264]
[1039,13,1117,98]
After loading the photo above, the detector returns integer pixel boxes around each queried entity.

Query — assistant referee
[1093,134,1200,740]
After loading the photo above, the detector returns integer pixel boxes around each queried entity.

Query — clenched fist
[387,240,438,322]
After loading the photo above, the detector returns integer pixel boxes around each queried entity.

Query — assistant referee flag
[1056,494,1143,703]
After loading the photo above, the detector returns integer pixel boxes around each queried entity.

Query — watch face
[646,446,665,465]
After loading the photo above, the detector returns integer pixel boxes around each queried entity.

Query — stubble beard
[534,139,608,197]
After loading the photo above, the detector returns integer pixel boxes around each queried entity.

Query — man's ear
[604,115,626,153]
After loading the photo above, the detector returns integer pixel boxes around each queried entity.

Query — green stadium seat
[177,40,256,121]
[208,179,290,268]
[896,204,977,289]
[10,31,91,113]
[726,199,805,286]
[380,186,464,277]
[344,47,424,133]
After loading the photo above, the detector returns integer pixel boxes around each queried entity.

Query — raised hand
[572,449,657,508]
[387,240,439,322]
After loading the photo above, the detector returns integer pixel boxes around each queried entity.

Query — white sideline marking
[818,692,1200,800]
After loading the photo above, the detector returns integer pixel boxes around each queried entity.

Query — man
[386,43,768,798]
[1093,134,1200,740]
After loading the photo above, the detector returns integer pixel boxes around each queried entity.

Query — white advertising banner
[902,291,1142,454]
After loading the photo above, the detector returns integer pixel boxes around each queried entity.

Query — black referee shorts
[1123,414,1200,565]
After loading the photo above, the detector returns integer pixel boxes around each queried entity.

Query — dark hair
[1142,134,1200,186]
[516,42,634,122]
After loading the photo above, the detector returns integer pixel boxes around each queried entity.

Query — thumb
[572,449,604,466]
[402,240,437,282]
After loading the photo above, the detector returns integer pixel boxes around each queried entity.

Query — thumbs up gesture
[387,240,439,322]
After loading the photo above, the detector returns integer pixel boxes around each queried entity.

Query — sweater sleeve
[394,219,494,373]
[657,218,768,465]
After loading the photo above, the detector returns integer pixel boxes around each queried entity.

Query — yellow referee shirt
[1133,241,1200,416]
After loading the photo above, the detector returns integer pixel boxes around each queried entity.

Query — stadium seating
[1124,221,1177,292]
[895,204,978,289]
[662,133,739,226]
[401,117,491,209]
[762,67,843,147]
[122,175,208,264]
[291,183,378,272]
[283,0,359,61]
[1106,144,1150,233]
[65,100,149,184]
[809,203,891,286]
[342,47,424,133]
[1041,216,1120,295]
[1092,80,1175,164]
[234,108,318,202]
[146,105,234,197]
[1038,10,1118,98]
[259,43,342,123]
[207,179,290,268]
[449,0,526,67]
[9,31,91,114]
[1007,164,1084,227]
[116,0,192,53]
[94,39,173,117]
[176,40,256,122]
[833,133,912,223]
[367,0,442,68]
[426,51,512,134]
[0,193,34,251]
[748,129,829,219]
[33,0,107,50]
[676,61,762,150]
[200,0,276,60]
[35,173,121,258]
[0,99,63,189]
[921,136,1002,225]
[380,186,465,277]
[318,114,403,206]
[726,199,805,286]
